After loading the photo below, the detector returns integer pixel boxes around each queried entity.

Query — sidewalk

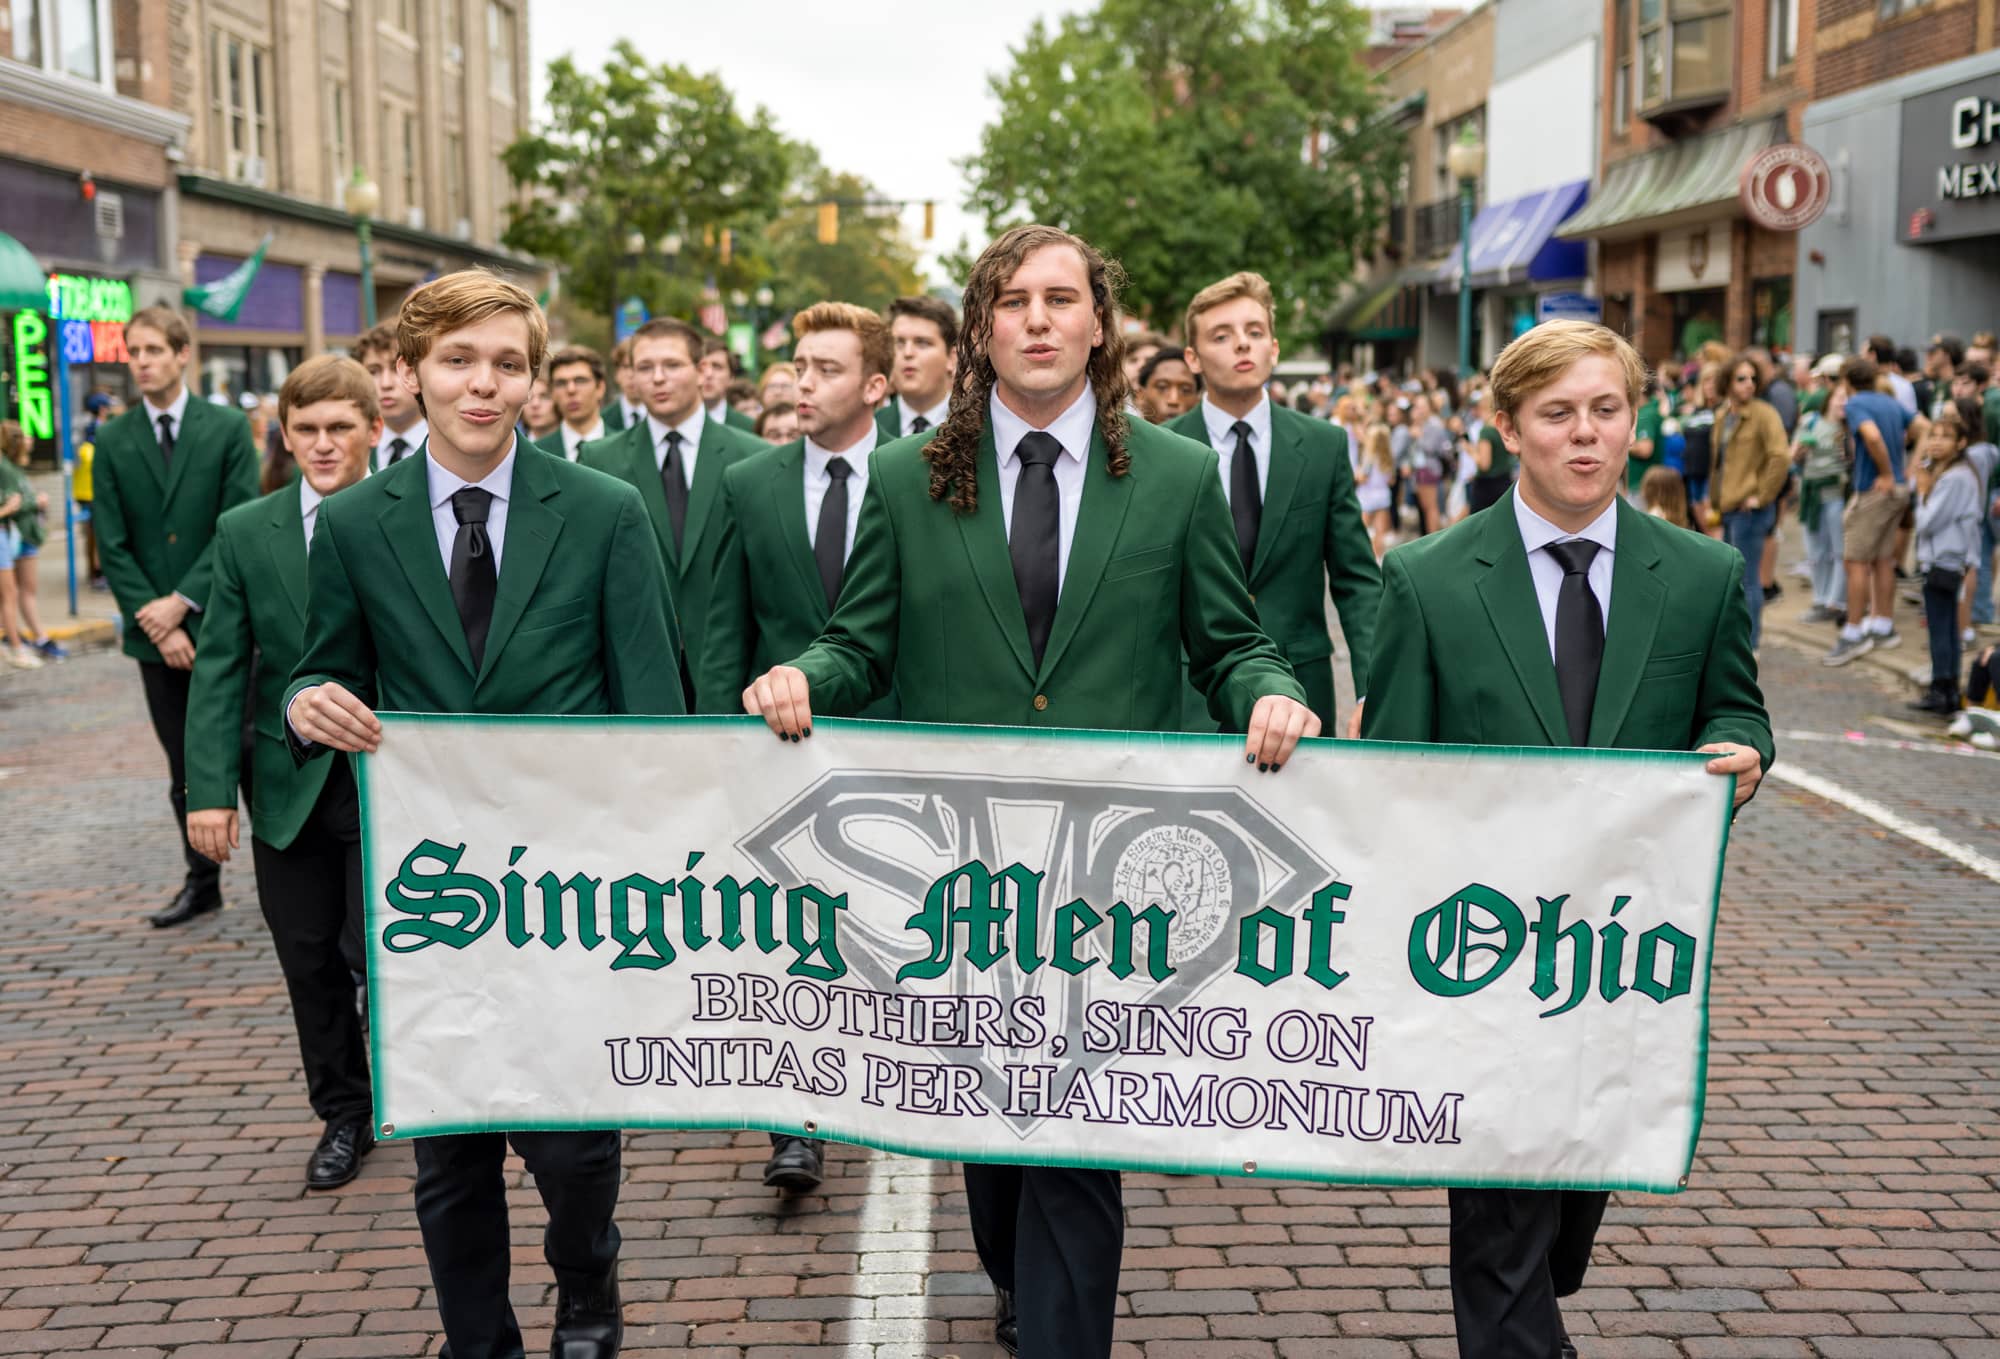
[21,467,122,654]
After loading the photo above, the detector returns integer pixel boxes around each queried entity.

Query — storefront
[1557,117,1803,366]
[1432,179,1592,367]
[1798,48,2000,356]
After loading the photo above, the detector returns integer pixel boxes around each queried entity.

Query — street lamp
[1446,130,1486,380]
[344,171,382,328]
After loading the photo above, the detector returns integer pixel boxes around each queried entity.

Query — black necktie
[449,487,498,670]
[1011,431,1063,669]
[911,414,931,434]
[389,437,410,464]
[1546,539,1604,746]
[815,456,852,609]
[1229,420,1260,572]
[660,430,689,553]
[156,414,175,467]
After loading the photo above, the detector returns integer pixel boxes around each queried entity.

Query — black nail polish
[802,728,811,738]
[1245,752,1256,764]
[1258,762,1270,773]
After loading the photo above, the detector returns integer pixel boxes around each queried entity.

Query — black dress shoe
[994,1286,1018,1356]
[762,1135,824,1193]
[550,1268,622,1359]
[306,1120,374,1190]
[149,883,221,928]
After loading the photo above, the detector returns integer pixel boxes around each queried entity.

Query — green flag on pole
[183,234,272,322]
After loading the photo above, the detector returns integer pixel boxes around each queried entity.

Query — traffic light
[923,201,935,240]
[817,202,839,245]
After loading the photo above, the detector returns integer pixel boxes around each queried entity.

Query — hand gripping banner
[356,716,1734,1192]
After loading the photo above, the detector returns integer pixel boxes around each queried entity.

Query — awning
[1556,117,1784,242]
[1432,181,1591,291]
[0,231,48,311]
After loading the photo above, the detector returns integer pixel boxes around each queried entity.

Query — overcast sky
[525,1,1092,285]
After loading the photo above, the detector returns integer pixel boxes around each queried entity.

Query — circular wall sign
[1740,143,1833,231]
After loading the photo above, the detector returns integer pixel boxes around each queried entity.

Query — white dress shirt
[1201,394,1273,503]
[560,420,605,461]
[374,419,428,473]
[804,427,875,557]
[141,386,191,447]
[426,443,517,577]
[1513,493,1616,663]
[897,394,950,437]
[647,405,706,484]
[300,477,324,552]
[992,384,1095,594]
[622,398,645,429]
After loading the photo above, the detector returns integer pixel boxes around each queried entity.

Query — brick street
[0,599,1996,1358]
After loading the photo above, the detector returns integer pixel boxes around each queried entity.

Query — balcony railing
[1413,194,1473,259]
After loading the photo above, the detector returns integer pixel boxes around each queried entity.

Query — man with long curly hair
[741,225,1317,1359]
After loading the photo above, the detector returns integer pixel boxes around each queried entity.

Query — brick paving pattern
[1,613,1996,1356]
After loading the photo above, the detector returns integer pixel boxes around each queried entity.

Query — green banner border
[356,713,1734,1196]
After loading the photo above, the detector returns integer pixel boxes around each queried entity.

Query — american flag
[698,283,728,336]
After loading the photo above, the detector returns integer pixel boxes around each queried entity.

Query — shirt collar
[143,386,190,431]
[1200,394,1271,453]
[805,423,877,477]
[382,418,427,452]
[646,403,706,452]
[707,399,731,422]
[299,476,324,521]
[991,382,1096,467]
[1513,492,1618,559]
[903,394,950,432]
[427,441,518,511]
[565,419,604,448]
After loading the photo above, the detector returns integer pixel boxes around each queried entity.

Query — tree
[961,0,1403,344]
[501,40,797,338]
[761,164,927,323]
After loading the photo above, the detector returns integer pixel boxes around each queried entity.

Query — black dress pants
[964,1161,1123,1359]
[247,757,369,1124]
[1449,1186,1608,1359]
[413,1129,623,1359]
[138,661,219,894]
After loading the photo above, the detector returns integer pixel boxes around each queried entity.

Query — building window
[1878,0,1931,16]
[1613,0,1632,126]
[487,1,514,98]
[1432,108,1484,201]
[1767,0,1797,73]
[444,131,466,235]
[386,0,417,33]
[211,28,272,186]
[5,0,109,83]
[326,79,351,202]
[401,108,421,226]
[1635,0,1732,114]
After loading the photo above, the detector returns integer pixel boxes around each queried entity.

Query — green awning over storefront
[1328,272,1419,341]
[0,230,48,311]
[1557,117,1784,242]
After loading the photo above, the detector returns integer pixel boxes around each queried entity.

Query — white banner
[357,716,1734,1193]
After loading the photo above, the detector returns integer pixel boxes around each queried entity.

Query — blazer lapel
[1037,424,1132,682]
[1472,491,1567,746]
[624,426,679,570]
[1588,500,1667,746]
[477,452,563,685]
[957,424,1036,681]
[380,465,477,678]
[267,487,309,624]
[1250,416,1304,583]
[767,443,823,618]
[678,420,729,566]
[161,397,201,507]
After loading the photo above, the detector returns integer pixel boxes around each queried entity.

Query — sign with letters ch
[358,717,1734,1193]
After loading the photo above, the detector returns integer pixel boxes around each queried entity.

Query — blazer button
[1033,694,1049,711]
[167,532,178,544]
[1248,592,1256,603]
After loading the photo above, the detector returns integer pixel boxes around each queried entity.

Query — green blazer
[284,449,686,729]
[185,484,339,848]
[696,439,897,718]
[874,397,946,444]
[92,396,260,662]
[790,416,1305,730]
[1168,404,1381,726]
[579,414,764,687]
[717,404,758,434]
[601,401,629,433]
[1362,489,1774,771]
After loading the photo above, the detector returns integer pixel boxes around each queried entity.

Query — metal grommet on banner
[804,1120,818,1135]
[1243,1160,1257,1175]
[1679,1175,1689,1189]
[380,1123,395,1137]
